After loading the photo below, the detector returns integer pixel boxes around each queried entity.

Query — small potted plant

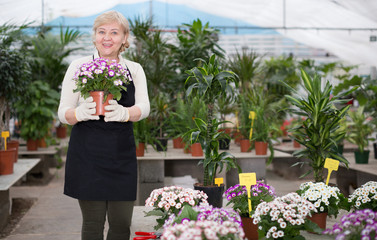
[297,181,348,230]
[184,54,240,207]
[144,186,209,230]
[346,106,375,164]
[281,69,356,182]
[73,57,132,115]
[348,181,377,211]
[323,209,377,239]
[133,118,154,157]
[252,192,322,239]
[224,181,276,240]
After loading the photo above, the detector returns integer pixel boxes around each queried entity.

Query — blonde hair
[92,10,130,53]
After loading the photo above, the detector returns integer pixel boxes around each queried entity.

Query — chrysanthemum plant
[73,57,131,101]
[348,181,377,211]
[144,186,208,230]
[185,54,240,186]
[281,69,357,182]
[224,180,276,217]
[297,181,349,218]
[252,192,323,239]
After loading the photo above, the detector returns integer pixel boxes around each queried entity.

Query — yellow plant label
[239,172,257,217]
[324,158,339,185]
[249,111,255,140]
[1,131,9,150]
[215,178,223,187]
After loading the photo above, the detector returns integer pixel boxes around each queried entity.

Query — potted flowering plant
[323,209,377,240]
[224,181,276,240]
[348,181,377,211]
[73,57,131,115]
[252,192,322,239]
[144,186,208,230]
[297,181,348,230]
[163,205,242,228]
[161,220,245,240]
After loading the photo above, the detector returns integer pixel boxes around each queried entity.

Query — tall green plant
[346,106,375,153]
[227,49,262,93]
[28,26,82,91]
[0,23,31,138]
[185,54,239,186]
[282,69,356,182]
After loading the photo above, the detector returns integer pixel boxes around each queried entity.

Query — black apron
[64,69,136,201]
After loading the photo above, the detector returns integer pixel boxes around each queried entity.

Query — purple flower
[108,70,115,77]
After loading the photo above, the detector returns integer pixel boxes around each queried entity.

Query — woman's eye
[112,31,118,35]
[98,31,105,34]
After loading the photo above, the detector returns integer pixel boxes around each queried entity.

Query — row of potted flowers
[143,181,377,239]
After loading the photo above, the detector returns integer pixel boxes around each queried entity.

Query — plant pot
[374,143,377,159]
[7,140,19,163]
[90,91,113,116]
[0,148,16,175]
[255,141,268,155]
[240,139,251,152]
[233,131,243,145]
[241,217,258,240]
[308,212,328,232]
[173,137,184,149]
[354,150,370,164]
[219,138,230,150]
[183,144,191,154]
[293,140,301,148]
[136,142,145,157]
[191,143,203,157]
[194,183,224,208]
[37,138,47,148]
[155,138,168,152]
[56,125,67,138]
[26,139,38,151]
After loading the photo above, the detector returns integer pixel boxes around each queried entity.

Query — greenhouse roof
[1,0,377,67]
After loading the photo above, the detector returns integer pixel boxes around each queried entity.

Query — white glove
[104,100,129,122]
[75,97,100,122]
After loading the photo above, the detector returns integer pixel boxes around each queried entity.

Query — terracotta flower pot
[191,143,203,157]
[90,91,113,116]
[136,142,145,157]
[241,217,258,240]
[0,148,16,175]
[56,125,67,138]
[26,139,38,151]
[293,140,301,148]
[308,212,328,232]
[37,138,47,148]
[173,137,184,149]
[7,140,19,163]
[233,131,243,145]
[255,141,268,155]
[240,139,251,152]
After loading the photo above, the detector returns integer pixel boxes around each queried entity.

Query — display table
[0,159,40,231]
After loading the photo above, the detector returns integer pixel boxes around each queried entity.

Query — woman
[58,10,150,240]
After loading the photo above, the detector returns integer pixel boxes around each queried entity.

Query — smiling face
[94,21,128,62]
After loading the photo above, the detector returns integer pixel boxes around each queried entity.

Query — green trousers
[78,200,134,240]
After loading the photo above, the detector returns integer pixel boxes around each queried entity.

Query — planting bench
[336,151,377,197]
[0,159,40,231]
[136,142,292,206]
[17,138,69,185]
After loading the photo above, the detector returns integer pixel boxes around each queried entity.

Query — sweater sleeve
[131,62,150,120]
[58,60,81,125]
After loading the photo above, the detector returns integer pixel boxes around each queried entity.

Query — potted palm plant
[149,93,170,151]
[133,118,154,157]
[185,54,240,207]
[346,106,375,164]
[281,69,356,182]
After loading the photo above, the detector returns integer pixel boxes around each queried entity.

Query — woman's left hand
[104,100,129,122]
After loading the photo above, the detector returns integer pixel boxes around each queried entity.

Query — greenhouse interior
[1,0,377,239]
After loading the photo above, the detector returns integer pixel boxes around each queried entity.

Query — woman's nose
[104,33,111,40]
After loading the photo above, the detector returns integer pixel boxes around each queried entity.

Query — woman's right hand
[75,97,100,122]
